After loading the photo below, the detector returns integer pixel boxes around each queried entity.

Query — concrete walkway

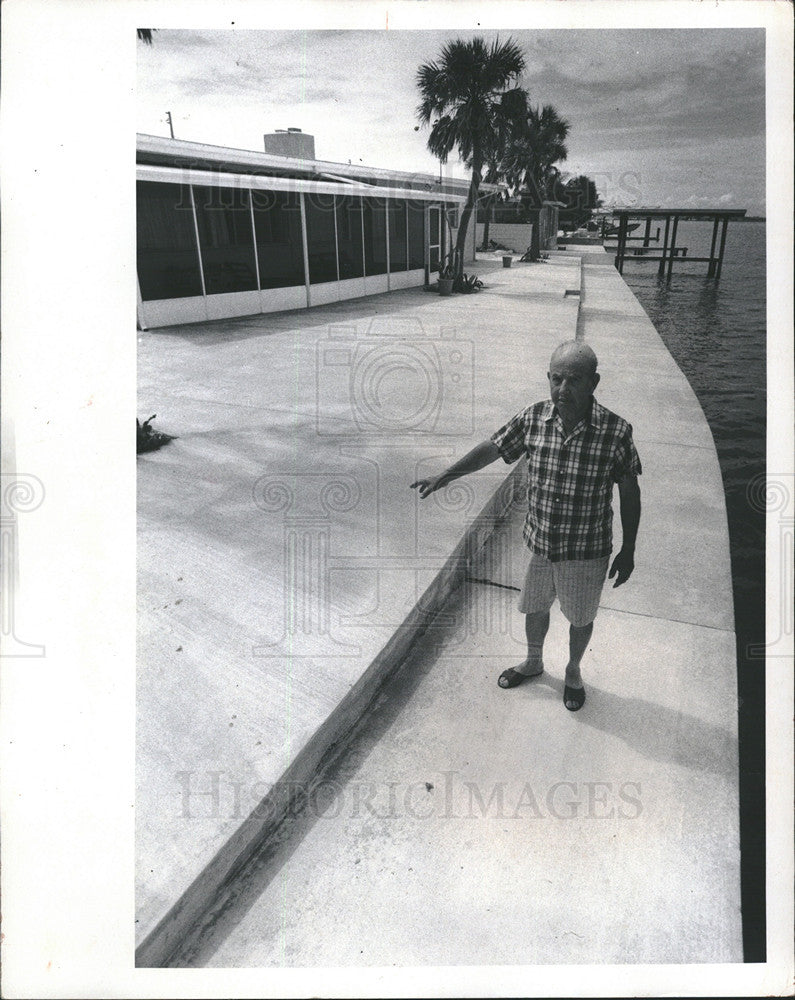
[137,255,582,962]
[137,250,741,965]
[178,496,741,966]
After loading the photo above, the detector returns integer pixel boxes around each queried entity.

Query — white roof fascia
[135,134,496,196]
[316,171,374,186]
[136,163,467,204]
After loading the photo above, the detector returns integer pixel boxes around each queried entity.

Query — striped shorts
[518,553,610,626]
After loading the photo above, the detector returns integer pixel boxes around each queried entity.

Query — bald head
[547,341,600,428]
[549,341,598,377]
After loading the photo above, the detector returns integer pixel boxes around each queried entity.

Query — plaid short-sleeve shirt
[491,398,642,561]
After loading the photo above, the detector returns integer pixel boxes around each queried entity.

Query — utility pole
[165,111,174,139]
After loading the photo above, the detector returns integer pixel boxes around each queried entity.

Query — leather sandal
[498,666,542,689]
[563,684,586,711]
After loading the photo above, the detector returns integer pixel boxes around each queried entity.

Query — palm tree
[137,29,154,45]
[561,174,602,230]
[416,37,526,281]
[505,103,569,261]
[507,103,569,202]
[474,86,529,251]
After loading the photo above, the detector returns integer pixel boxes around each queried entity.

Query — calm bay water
[620,218,766,961]
[620,220,766,646]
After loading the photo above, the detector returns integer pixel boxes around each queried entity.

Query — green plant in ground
[458,273,484,294]
[485,239,514,252]
[137,414,176,454]
[519,247,550,263]
[416,37,527,283]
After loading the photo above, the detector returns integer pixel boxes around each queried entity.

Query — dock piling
[707,217,720,278]
[715,216,729,279]
[657,216,671,277]
[614,214,629,273]
[666,216,679,280]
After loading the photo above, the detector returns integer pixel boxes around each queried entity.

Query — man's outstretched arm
[410,440,502,499]
[609,473,641,587]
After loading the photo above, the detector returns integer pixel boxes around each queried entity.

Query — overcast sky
[137,28,766,215]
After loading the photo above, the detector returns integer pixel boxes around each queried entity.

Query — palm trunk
[479,192,495,251]
[527,211,541,262]
[525,172,545,262]
[454,163,482,284]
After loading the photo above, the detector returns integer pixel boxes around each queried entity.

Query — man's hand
[410,441,502,501]
[410,475,447,500]
[608,548,635,588]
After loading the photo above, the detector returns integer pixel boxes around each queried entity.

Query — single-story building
[136,130,491,329]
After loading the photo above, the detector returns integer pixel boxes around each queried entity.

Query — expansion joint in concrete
[600,604,735,634]
[465,575,521,592]
[642,438,717,453]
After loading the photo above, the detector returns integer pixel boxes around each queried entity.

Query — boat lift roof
[603,207,747,219]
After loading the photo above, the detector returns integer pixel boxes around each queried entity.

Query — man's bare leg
[498,611,549,688]
[564,621,593,709]
[517,611,549,675]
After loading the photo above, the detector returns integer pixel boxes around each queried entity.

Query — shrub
[137,414,176,454]
[457,273,484,294]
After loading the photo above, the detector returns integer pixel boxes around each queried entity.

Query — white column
[136,276,147,331]
[299,192,311,307]
[188,184,206,298]
[385,199,391,291]
[248,189,261,294]
[360,196,366,277]
[333,196,340,282]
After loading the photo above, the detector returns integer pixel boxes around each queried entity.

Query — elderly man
[411,340,641,711]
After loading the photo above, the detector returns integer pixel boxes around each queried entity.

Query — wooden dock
[607,207,747,279]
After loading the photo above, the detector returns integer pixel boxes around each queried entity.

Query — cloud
[527,52,763,153]
[137,27,766,215]
[519,28,764,86]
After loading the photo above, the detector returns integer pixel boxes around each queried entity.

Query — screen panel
[407,202,425,270]
[305,193,338,284]
[336,196,365,280]
[252,189,305,289]
[193,185,258,295]
[137,181,203,301]
[388,200,408,273]
[363,197,388,277]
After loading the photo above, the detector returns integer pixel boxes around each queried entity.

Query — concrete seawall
[136,249,741,965]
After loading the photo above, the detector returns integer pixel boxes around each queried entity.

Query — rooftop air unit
[263,127,316,160]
